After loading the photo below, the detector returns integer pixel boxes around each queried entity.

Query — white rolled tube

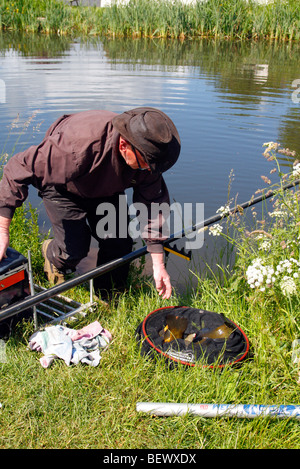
[136,402,300,420]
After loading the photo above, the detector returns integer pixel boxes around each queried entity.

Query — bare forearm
[151,252,165,268]
[0,215,11,261]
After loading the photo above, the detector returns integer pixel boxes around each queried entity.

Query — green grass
[1,276,300,449]
[0,0,300,41]
[1,134,300,448]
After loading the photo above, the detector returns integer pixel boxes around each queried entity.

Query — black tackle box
[0,247,31,338]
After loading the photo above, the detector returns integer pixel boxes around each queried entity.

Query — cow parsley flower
[276,258,300,275]
[209,224,223,236]
[258,240,271,251]
[269,210,286,218]
[293,162,300,178]
[246,258,275,291]
[280,276,297,296]
[216,204,230,216]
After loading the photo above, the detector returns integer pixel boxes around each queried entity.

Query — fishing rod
[0,178,299,321]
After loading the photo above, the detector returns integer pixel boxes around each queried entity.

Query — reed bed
[0,0,299,41]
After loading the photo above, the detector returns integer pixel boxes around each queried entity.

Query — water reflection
[1,33,299,201]
[0,32,72,57]
[101,37,300,166]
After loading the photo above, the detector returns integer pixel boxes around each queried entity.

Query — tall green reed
[0,0,299,41]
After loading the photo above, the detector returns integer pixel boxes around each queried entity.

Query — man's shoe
[42,239,66,285]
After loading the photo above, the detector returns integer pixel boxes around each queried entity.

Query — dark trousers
[39,186,133,295]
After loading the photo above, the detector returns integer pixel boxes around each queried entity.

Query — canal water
[0,33,299,291]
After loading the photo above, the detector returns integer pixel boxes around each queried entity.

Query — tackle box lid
[0,247,28,276]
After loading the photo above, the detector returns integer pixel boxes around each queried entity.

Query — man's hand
[151,252,172,300]
[0,216,11,262]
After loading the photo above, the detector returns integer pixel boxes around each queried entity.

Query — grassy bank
[0,0,300,41]
[1,123,300,447]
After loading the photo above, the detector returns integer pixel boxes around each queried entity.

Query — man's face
[119,137,150,171]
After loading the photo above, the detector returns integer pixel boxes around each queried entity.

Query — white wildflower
[268,210,286,218]
[246,258,274,290]
[263,142,280,151]
[258,240,271,251]
[209,224,223,237]
[280,276,297,296]
[293,163,300,178]
[277,258,300,273]
[290,258,300,265]
[273,258,300,294]
[216,205,230,216]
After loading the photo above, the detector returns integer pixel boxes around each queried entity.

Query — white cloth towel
[28,321,112,368]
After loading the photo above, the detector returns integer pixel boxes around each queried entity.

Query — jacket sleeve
[0,132,84,219]
[133,174,170,254]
